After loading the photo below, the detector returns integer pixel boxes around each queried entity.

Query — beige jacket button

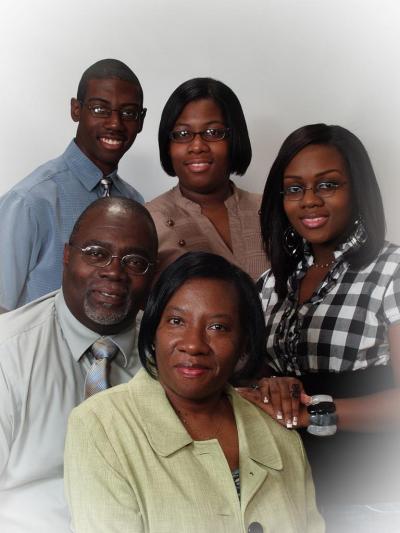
[166,218,174,227]
[178,239,186,247]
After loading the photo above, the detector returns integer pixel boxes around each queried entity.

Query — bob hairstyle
[158,77,252,177]
[138,251,266,384]
[260,123,386,299]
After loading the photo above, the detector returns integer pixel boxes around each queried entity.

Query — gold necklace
[311,259,335,269]
[176,399,226,440]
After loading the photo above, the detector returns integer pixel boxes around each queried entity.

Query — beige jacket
[65,369,324,533]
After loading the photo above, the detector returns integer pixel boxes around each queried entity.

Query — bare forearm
[297,388,400,432]
[334,389,400,432]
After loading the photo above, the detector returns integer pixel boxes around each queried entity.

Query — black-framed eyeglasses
[281,181,348,201]
[69,244,155,275]
[169,127,230,143]
[79,101,145,122]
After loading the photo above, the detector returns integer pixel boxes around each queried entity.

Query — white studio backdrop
[1,0,399,241]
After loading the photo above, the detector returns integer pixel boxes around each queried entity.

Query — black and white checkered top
[258,241,400,376]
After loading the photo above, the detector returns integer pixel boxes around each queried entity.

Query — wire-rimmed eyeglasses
[69,244,155,275]
[79,101,145,122]
[169,127,230,143]
[281,181,348,201]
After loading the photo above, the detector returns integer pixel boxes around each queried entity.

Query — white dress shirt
[0,290,141,533]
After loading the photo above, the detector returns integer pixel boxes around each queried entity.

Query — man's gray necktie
[84,337,119,399]
[100,177,112,197]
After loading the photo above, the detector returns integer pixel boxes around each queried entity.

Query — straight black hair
[158,77,252,177]
[138,251,266,384]
[260,123,386,298]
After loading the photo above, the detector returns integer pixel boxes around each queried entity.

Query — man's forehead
[86,77,141,99]
[83,204,142,224]
[76,208,152,240]
[77,223,153,252]
[84,224,128,231]
[80,219,147,234]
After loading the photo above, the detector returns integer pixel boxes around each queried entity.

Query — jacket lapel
[129,370,193,456]
[228,388,283,510]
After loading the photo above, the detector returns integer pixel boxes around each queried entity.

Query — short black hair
[158,77,252,177]
[260,123,386,298]
[77,59,143,103]
[69,197,157,255]
[138,252,266,384]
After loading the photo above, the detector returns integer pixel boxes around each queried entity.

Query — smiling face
[154,278,244,404]
[71,77,144,176]
[169,98,231,198]
[283,144,353,256]
[62,204,156,335]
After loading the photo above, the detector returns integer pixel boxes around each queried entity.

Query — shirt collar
[289,235,355,303]
[300,218,367,269]
[172,181,238,212]
[224,182,240,208]
[55,289,137,366]
[129,369,283,470]
[63,140,120,192]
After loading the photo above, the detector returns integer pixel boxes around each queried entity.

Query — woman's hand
[237,377,311,429]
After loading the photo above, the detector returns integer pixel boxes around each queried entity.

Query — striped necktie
[84,337,119,399]
[100,177,112,197]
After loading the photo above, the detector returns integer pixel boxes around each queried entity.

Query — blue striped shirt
[0,140,143,310]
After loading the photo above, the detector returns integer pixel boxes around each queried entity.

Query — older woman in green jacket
[64,252,324,533]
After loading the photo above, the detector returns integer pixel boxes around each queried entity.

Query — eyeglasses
[79,101,145,121]
[281,181,348,201]
[169,127,230,143]
[70,244,155,275]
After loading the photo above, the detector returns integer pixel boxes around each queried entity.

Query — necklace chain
[175,399,225,440]
[311,259,335,269]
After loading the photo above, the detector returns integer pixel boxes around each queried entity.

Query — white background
[1,0,399,241]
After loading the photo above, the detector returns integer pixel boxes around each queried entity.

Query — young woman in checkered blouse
[239,124,400,532]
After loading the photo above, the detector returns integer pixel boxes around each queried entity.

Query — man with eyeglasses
[0,196,158,533]
[0,58,146,312]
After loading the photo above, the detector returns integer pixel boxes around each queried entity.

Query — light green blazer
[64,369,324,533]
